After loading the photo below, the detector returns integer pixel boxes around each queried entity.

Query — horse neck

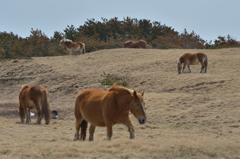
[178,58,183,64]
[111,89,133,111]
[64,42,72,48]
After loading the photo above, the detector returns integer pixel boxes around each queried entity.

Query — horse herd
[17,39,208,141]
[59,39,150,55]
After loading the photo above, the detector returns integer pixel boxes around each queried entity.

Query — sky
[1,0,240,43]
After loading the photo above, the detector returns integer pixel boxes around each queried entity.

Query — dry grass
[1,48,240,158]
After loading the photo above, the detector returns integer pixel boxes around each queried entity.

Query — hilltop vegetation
[0,17,240,59]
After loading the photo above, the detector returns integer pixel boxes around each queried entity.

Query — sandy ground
[0,48,240,159]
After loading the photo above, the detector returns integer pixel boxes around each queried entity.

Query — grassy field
[0,48,240,158]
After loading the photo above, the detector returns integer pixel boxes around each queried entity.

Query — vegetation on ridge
[0,17,239,59]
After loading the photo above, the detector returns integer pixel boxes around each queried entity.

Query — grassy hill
[0,48,240,158]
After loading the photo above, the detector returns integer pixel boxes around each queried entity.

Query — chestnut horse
[18,85,51,124]
[74,85,147,141]
[177,52,208,74]
[123,40,148,49]
[60,39,85,55]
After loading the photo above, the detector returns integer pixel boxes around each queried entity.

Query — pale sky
[1,0,239,43]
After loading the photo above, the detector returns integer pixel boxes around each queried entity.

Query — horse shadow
[15,121,44,126]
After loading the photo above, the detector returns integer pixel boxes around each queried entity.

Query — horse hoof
[89,137,93,141]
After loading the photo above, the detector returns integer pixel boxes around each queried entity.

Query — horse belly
[84,114,106,127]
[72,45,81,51]
[81,104,106,127]
[25,99,36,109]
[191,58,199,65]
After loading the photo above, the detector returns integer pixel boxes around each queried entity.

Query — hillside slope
[0,48,240,158]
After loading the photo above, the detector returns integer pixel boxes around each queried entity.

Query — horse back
[20,85,47,109]
[123,41,132,48]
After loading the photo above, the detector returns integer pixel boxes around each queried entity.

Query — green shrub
[98,71,131,86]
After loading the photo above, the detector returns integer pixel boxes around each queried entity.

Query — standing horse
[74,85,147,141]
[18,85,51,125]
[123,40,148,49]
[177,52,208,74]
[60,39,85,55]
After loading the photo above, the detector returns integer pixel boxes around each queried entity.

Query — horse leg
[26,109,30,123]
[89,124,96,141]
[106,122,113,141]
[200,62,205,73]
[69,50,73,55]
[188,65,191,73]
[74,118,83,141]
[36,106,42,124]
[123,117,135,139]
[26,109,31,123]
[182,64,186,73]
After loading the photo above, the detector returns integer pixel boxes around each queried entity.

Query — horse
[177,52,208,74]
[73,85,147,141]
[60,39,85,55]
[18,85,51,125]
[123,40,148,49]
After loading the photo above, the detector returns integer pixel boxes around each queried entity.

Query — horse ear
[133,91,137,97]
[141,91,144,96]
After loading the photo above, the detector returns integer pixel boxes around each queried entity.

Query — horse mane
[108,85,134,97]
[60,39,73,43]
[21,85,30,91]
[177,59,181,64]
[124,41,131,44]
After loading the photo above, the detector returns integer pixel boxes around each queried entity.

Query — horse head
[130,91,147,124]
[59,39,72,46]
[177,60,182,74]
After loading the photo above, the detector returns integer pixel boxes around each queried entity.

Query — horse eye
[136,103,140,106]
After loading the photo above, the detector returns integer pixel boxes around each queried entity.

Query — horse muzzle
[138,117,147,124]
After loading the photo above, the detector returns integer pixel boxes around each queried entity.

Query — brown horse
[60,39,85,55]
[123,40,148,49]
[18,85,51,124]
[177,52,208,74]
[74,85,147,141]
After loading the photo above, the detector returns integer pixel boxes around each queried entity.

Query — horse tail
[82,43,85,54]
[41,89,50,124]
[204,54,208,73]
[18,105,25,122]
[80,119,88,141]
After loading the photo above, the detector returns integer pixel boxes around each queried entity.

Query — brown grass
[0,48,240,158]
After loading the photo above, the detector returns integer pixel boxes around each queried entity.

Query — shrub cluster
[98,71,132,86]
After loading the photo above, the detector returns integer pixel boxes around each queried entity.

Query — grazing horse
[74,85,147,141]
[60,39,85,55]
[18,85,51,125]
[177,52,208,74]
[123,40,148,49]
